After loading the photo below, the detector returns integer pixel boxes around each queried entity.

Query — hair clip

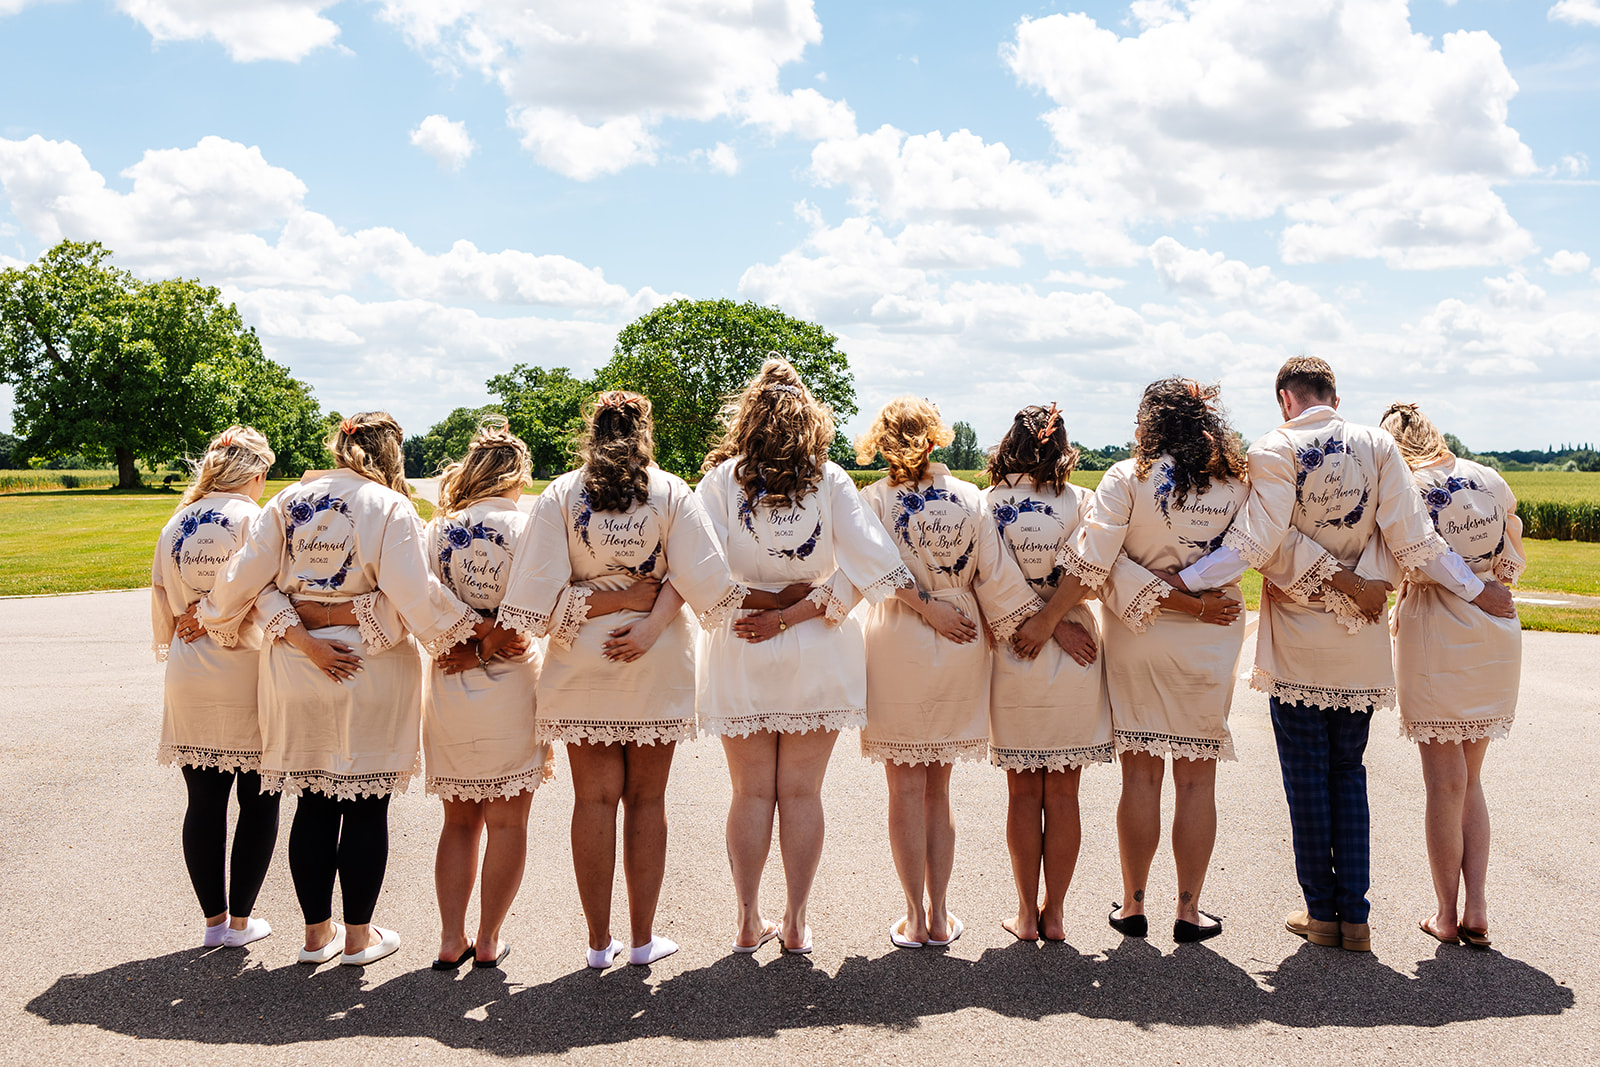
[340,417,358,435]
[216,430,237,448]
[765,383,803,397]
[1035,402,1060,442]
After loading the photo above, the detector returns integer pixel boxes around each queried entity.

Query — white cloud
[376,0,849,178]
[1148,237,1351,339]
[409,115,475,171]
[1483,272,1547,311]
[1545,249,1592,275]
[1003,0,1536,267]
[1043,270,1127,290]
[1549,1,1600,28]
[114,1,341,62]
[695,142,740,176]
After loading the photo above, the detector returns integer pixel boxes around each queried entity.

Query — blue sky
[2,0,1597,452]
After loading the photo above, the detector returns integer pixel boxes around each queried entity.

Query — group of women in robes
[150,357,1522,966]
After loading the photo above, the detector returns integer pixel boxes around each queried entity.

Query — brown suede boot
[1285,910,1340,947]
[1340,921,1372,952]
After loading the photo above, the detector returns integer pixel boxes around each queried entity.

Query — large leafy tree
[0,241,326,486]
[933,420,981,471]
[487,365,590,477]
[594,299,857,477]
[413,404,504,477]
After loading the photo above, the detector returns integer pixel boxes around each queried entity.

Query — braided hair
[436,418,532,516]
[579,391,655,512]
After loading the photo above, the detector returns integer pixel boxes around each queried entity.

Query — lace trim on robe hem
[208,626,241,649]
[549,586,593,651]
[1222,527,1272,570]
[987,597,1046,642]
[260,767,415,800]
[1119,579,1172,635]
[859,564,915,605]
[154,643,170,663]
[1114,730,1236,763]
[701,708,866,738]
[698,583,750,629]
[1056,546,1109,589]
[422,609,479,659]
[1393,533,1447,571]
[536,719,698,747]
[157,745,262,773]
[1493,557,1523,585]
[861,737,990,767]
[498,603,552,639]
[426,763,555,801]
[1285,553,1343,602]
[1403,717,1514,744]
[353,593,393,651]
[1250,667,1396,713]
[1318,586,1371,634]
[262,606,301,643]
[805,584,851,626]
[989,744,1116,772]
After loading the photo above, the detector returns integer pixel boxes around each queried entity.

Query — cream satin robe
[983,475,1114,771]
[498,467,743,746]
[857,464,1042,765]
[421,498,552,800]
[201,470,479,799]
[1061,456,1248,761]
[695,460,911,737]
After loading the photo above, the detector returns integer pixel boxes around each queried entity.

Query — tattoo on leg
[1180,892,1192,904]
[1133,890,1144,903]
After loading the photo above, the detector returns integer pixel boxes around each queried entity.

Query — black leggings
[180,766,281,918]
[287,791,391,926]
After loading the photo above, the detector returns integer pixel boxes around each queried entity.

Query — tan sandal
[1459,925,1492,948]
[1419,917,1459,945]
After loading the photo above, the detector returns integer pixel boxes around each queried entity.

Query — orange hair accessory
[216,430,237,448]
[597,391,631,410]
[339,417,358,435]
[1035,402,1061,442]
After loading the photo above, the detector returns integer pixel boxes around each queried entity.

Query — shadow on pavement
[26,937,1573,1053]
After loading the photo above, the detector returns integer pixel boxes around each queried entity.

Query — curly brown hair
[328,411,407,495]
[1132,379,1247,506]
[703,355,834,508]
[579,391,655,513]
[854,396,952,485]
[436,418,531,516]
[1379,402,1450,470]
[986,403,1078,495]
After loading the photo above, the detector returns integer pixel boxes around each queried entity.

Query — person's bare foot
[1421,913,1459,942]
[1002,912,1039,941]
[476,936,505,964]
[1038,909,1067,941]
[437,933,473,964]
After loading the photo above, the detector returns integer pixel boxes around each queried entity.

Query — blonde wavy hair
[578,391,655,513]
[178,425,275,510]
[703,355,834,507]
[436,417,532,516]
[328,411,407,495]
[854,396,953,486]
[1379,402,1451,470]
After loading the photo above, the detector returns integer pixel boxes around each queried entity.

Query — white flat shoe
[926,915,964,947]
[223,916,272,949]
[629,935,679,966]
[341,926,401,966]
[298,922,345,965]
[889,917,924,950]
[202,923,229,948]
[586,937,624,970]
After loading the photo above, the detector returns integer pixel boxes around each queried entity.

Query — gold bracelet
[777,609,787,632]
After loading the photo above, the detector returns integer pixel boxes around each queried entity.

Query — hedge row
[1517,500,1600,542]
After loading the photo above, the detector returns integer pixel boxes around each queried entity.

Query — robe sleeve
[375,502,477,657]
[151,550,174,662]
[198,496,296,647]
[971,514,1044,641]
[1258,528,1343,604]
[1061,463,1134,587]
[1221,439,1298,569]
[819,465,912,606]
[497,486,574,639]
[808,480,884,625]
[663,483,746,628]
[1099,554,1176,634]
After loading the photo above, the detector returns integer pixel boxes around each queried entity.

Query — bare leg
[1040,767,1083,940]
[886,761,931,942]
[619,741,678,947]
[434,799,485,962]
[567,741,626,951]
[1460,739,1492,932]
[1115,752,1165,920]
[1003,769,1044,940]
[1170,756,1218,926]
[774,728,839,947]
[923,762,957,943]
[1419,739,1469,939]
[722,732,779,946]
[475,790,534,963]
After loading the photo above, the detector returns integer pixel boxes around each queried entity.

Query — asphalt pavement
[1,589,1594,1066]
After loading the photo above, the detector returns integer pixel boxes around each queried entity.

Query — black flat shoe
[1174,915,1223,943]
[1108,903,1148,938]
[431,943,475,971]
[473,943,510,969]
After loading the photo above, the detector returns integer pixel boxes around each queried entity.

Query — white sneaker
[298,922,345,965]
[341,926,401,966]
[223,916,272,948]
[202,923,229,948]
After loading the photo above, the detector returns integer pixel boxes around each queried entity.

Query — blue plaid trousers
[1269,696,1373,924]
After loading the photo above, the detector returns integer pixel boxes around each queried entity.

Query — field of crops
[1503,472,1600,541]
[0,469,119,493]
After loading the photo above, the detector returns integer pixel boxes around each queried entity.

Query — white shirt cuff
[1178,546,1248,590]
[1419,550,1485,602]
